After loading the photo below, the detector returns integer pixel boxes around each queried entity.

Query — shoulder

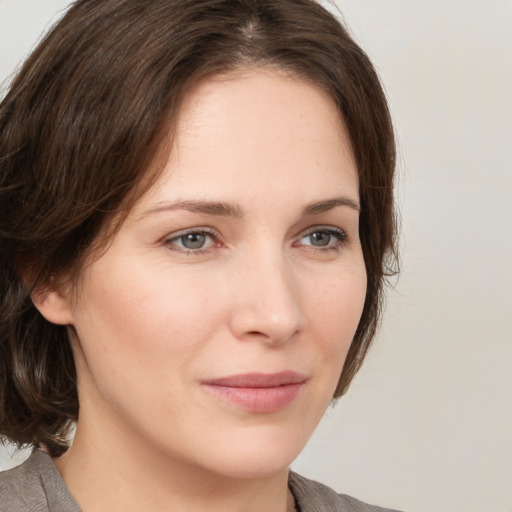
[288,471,404,512]
[0,450,49,511]
[0,450,80,512]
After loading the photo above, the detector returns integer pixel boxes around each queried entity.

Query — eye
[164,228,218,254]
[297,227,347,251]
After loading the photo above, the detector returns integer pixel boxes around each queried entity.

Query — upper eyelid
[162,225,348,248]
[162,227,220,252]
[296,226,346,243]
[299,225,345,234]
[163,225,346,237]
[295,225,347,239]
[163,228,220,255]
[164,226,218,241]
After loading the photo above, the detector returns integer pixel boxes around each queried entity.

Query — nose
[228,252,304,345]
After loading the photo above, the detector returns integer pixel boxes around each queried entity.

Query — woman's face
[60,69,366,477]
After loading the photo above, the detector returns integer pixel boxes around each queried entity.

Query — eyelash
[163,226,348,255]
[164,227,219,255]
[295,226,347,253]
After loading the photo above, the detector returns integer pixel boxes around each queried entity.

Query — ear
[31,286,74,326]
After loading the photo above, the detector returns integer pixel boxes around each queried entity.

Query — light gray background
[1,1,511,511]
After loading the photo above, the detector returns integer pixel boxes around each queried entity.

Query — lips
[201,371,306,413]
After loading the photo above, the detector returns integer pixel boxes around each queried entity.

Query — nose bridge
[229,243,303,343]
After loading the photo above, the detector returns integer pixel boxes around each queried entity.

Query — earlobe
[31,287,74,326]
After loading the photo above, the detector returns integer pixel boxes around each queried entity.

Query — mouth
[201,371,307,413]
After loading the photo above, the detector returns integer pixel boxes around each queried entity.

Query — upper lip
[202,371,307,388]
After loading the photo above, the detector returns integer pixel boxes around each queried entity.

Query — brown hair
[0,0,397,457]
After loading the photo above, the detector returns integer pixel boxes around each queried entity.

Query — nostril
[246,330,272,339]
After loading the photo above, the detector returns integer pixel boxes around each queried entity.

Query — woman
[0,0,398,510]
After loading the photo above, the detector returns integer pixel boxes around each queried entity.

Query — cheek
[76,259,217,345]
[71,247,366,404]
[302,263,367,383]
[71,260,227,393]
[69,273,225,442]
[307,264,367,338]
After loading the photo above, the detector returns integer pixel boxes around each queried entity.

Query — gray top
[0,450,402,511]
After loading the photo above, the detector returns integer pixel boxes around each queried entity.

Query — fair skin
[34,69,366,512]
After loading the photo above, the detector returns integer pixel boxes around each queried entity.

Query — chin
[185,423,310,480]
[206,451,297,480]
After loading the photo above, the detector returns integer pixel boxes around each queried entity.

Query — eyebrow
[138,195,359,220]
[302,197,360,215]
[139,199,245,219]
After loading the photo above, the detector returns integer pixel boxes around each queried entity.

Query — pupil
[310,232,330,246]
[182,233,206,249]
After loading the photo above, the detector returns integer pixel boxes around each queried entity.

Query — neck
[53,420,293,512]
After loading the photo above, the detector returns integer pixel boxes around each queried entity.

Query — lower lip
[202,383,304,413]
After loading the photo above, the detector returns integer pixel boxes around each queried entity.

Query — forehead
[134,69,358,212]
